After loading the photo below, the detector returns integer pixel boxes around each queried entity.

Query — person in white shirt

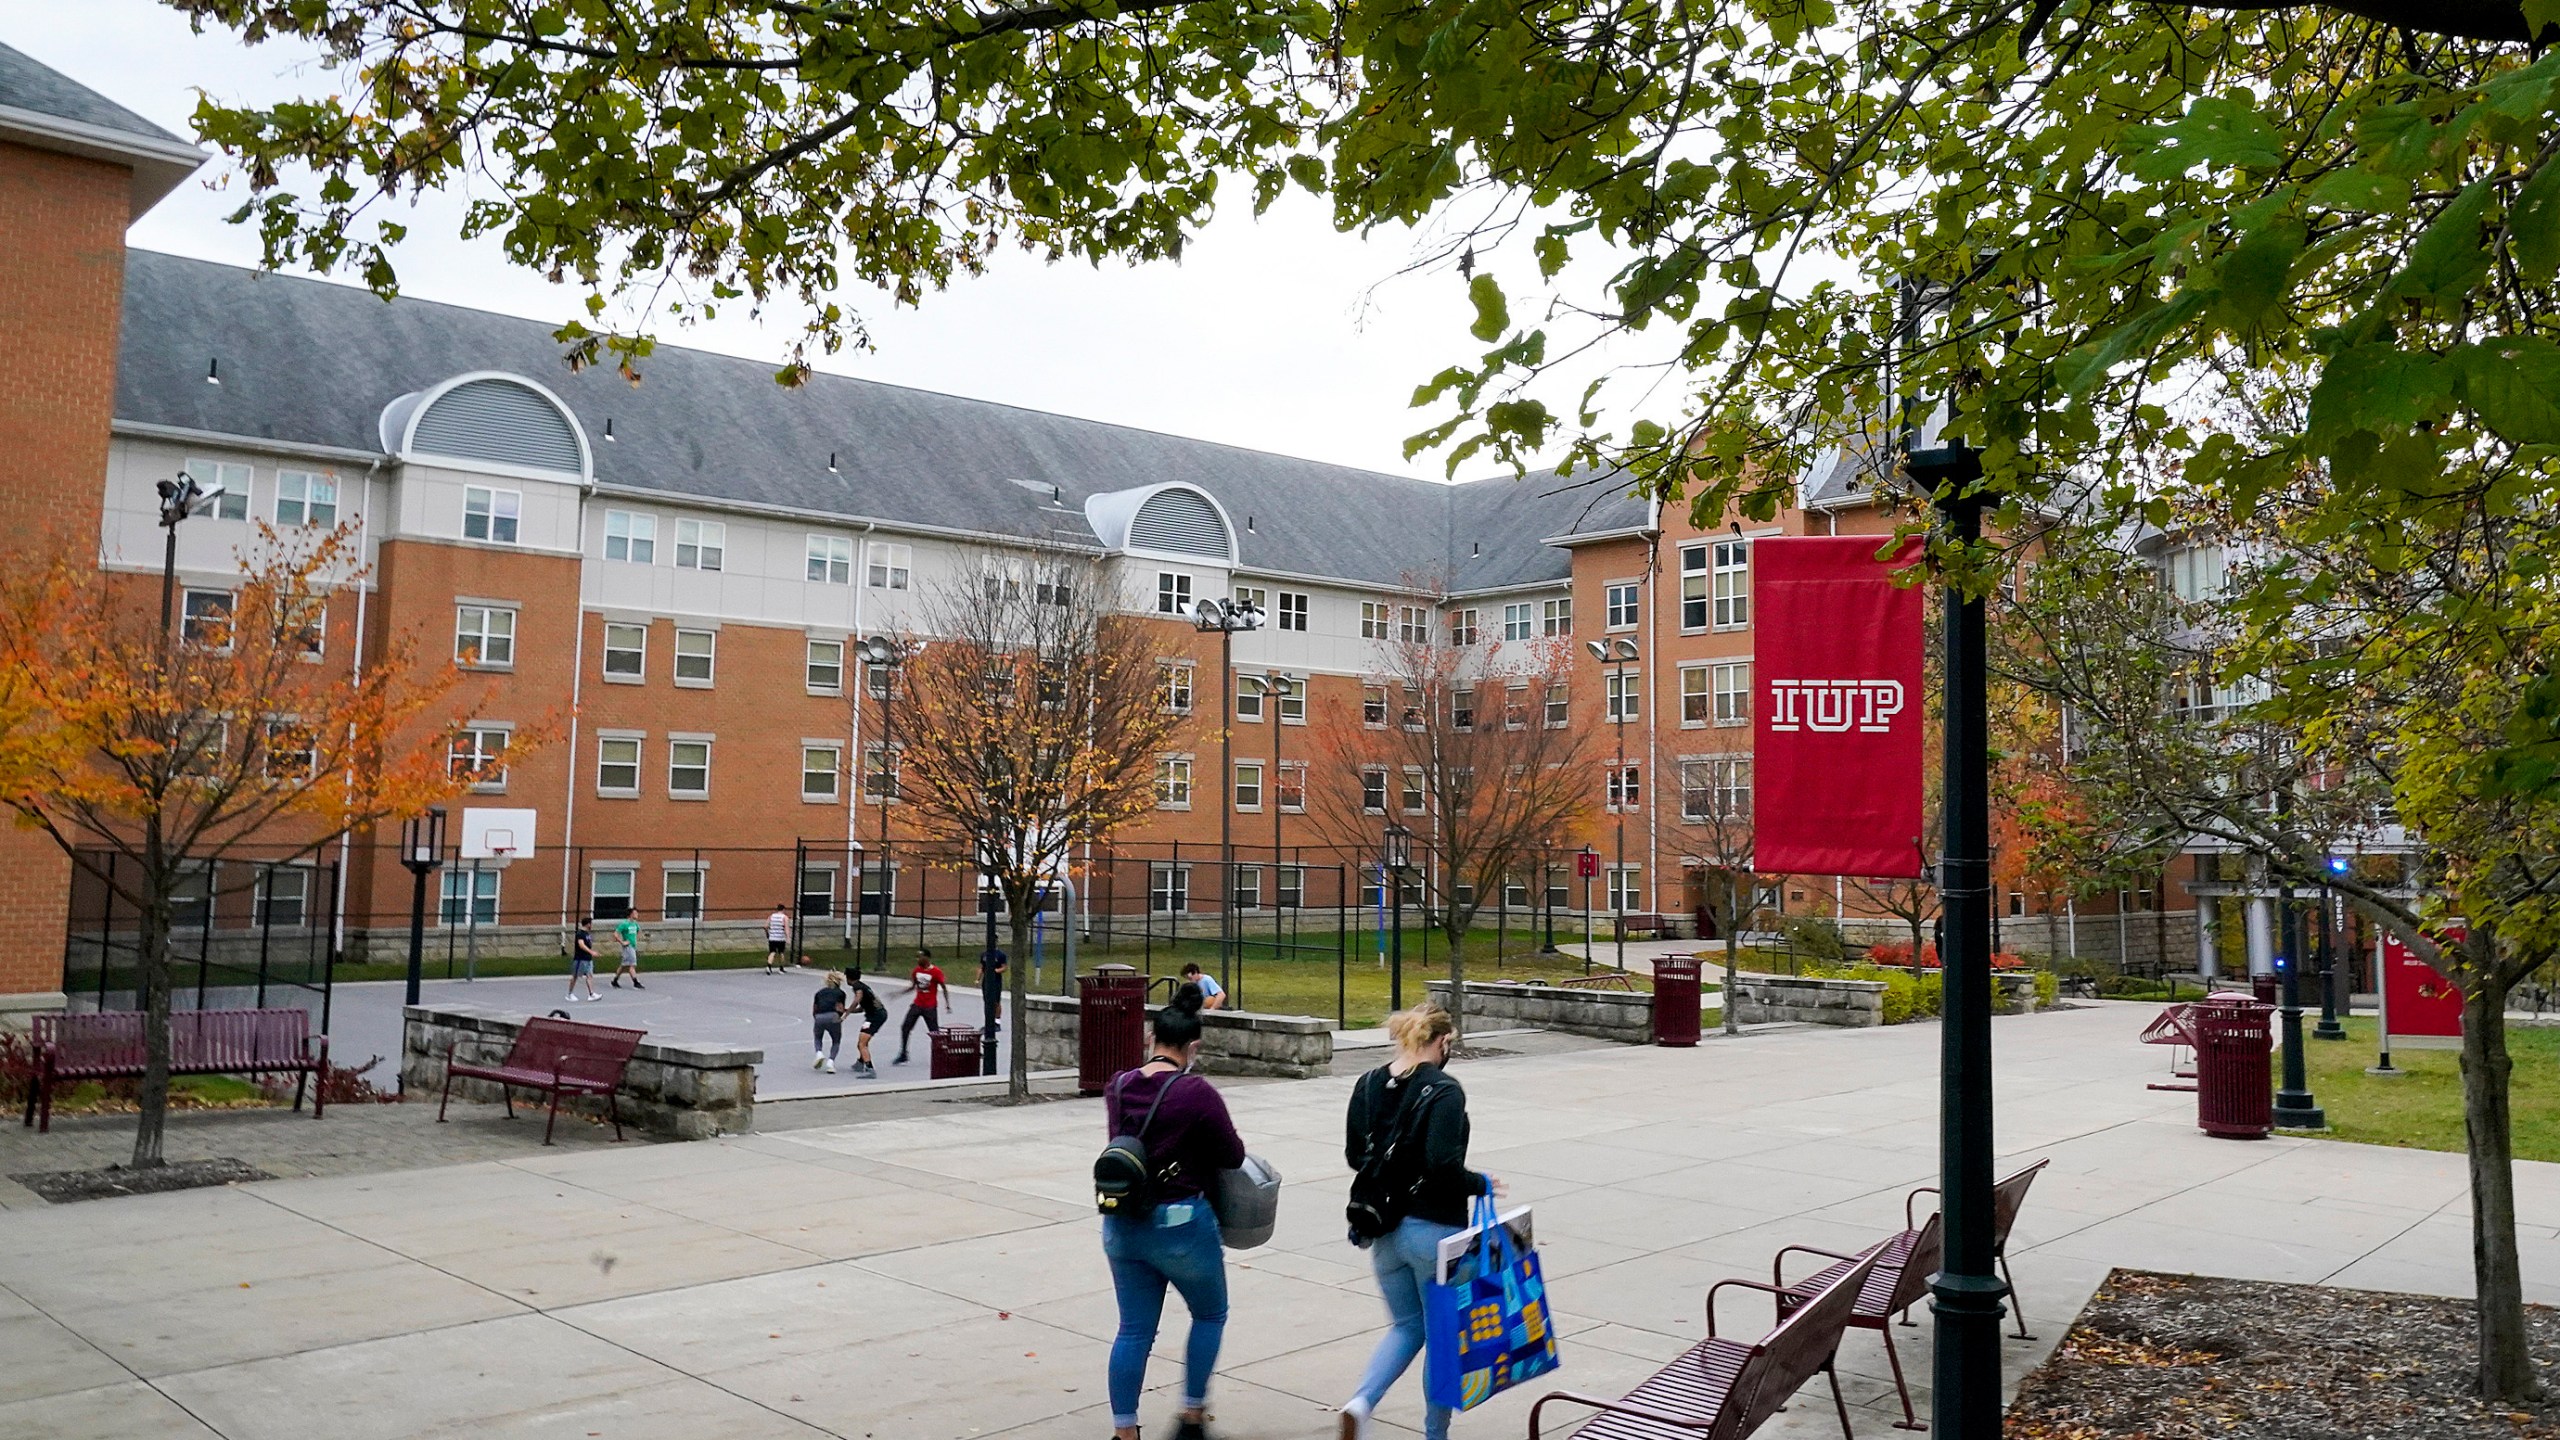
[765,904,792,974]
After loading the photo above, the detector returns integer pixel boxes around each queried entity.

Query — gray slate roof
[0,42,182,142]
[116,250,1647,590]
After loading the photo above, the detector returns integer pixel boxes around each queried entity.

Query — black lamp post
[858,635,910,979]
[1194,596,1264,995]
[2315,856,2349,1040]
[1383,821,1413,1011]
[153,471,222,650]
[400,806,448,1008]
[1578,842,1598,975]
[2272,879,2327,1127]
[1588,636,1640,973]
[1909,437,2007,1439]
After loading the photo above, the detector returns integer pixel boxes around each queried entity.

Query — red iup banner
[1753,536,1927,878]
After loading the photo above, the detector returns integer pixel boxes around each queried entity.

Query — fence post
[689,847,702,969]
[196,861,215,1010]
[256,861,276,1007]
[1335,861,1347,1025]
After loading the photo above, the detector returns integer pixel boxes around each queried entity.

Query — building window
[1276,760,1307,813]
[1234,584,1267,613]
[802,744,842,801]
[863,541,911,590]
[1606,669,1641,723]
[1398,605,1428,644]
[1607,763,1641,812]
[1606,582,1640,630]
[440,867,500,926]
[1277,865,1306,909]
[1503,602,1533,640]
[1680,544,1711,630]
[181,588,235,650]
[1361,601,1389,639]
[802,535,850,584]
[186,458,252,520]
[1160,662,1194,714]
[463,486,520,544]
[278,591,326,659]
[1363,684,1389,727]
[1234,761,1263,812]
[862,743,902,802]
[1157,572,1193,615]
[1542,597,1573,636]
[674,628,716,684]
[1713,539,1751,629]
[1681,667,1711,726]
[807,638,845,693]
[1156,756,1194,808]
[1150,864,1190,913]
[604,510,657,563]
[602,622,647,680]
[1504,682,1529,729]
[1237,673,1265,721]
[259,718,317,781]
[1450,608,1479,646]
[1400,767,1426,814]
[1453,687,1476,731]
[1681,757,1752,821]
[596,735,642,796]
[663,867,704,921]
[448,727,511,791]
[592,868,637,922]
[674,519,725,570]
[1277,674,1307,722]
[1401,684,1425,730]
[1360,767,1388,814]
[455,604,516,668]
[1606,867,1643,913]
[668,739,711,798]
[1713,661,1751,726]
[1277,591,1309,631]
[274,469,338,528]
[1544,684,1569,728]
[1234,865,1262,910]
[799,865,838,920]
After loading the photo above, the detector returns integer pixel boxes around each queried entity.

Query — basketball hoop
[481,843,516,872]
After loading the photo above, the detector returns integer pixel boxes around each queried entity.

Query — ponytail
[1154,983,1208,1049]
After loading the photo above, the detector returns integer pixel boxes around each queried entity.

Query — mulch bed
[2008,1269,2560,1438]
[12,1157,274,1204]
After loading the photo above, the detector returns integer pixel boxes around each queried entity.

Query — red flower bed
[1865,942,2026,971]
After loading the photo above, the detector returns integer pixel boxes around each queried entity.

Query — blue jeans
[1102,1202,1228,1428]
[1352,1217,1464,1440]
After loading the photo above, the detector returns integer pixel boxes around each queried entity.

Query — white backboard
[460,808,538,860]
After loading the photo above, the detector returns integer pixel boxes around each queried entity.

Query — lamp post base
[2312,1018,2348,1041]
[1928,1270,2010,1434]
[2273,1095,2328,1129]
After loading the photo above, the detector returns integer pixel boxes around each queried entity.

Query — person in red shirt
[893,948,949,1064]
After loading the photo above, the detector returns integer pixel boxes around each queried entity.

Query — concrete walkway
[2,1003,2552,1439]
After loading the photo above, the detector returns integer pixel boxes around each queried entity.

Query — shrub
[2034,970,2059,1008]
[1876,970,1918,1024]
[261,1053,398,1107]
[1777,915,1848,966]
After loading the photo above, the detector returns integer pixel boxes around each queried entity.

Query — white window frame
[806,638,845,694]
[187,458,251,521]
[1156,572,1193,615]
[1544,684,1569,728]
[1503,602,1534,640]
[1450,608,1479,646]
[862,742,903,803]
[1713,660,1752,726]
[674,518,725,571]
[1156,755,1194,810]
[454,603,517,669]
[1276,760,1307,814]
[1360,601,1389,640]
[1277,590,1309,631]
[1361,766,1389,814]
[1398,605,1428,644]
[673,627,716,685]
[1607,762,1642,812]
[662,864,705,921]
[1680,543,1711,631]
[601,621,647,681]
[667,737,712,799]
[1605,580,1641,631]
[1542,597,1573,637]
[448,725,512,793]
[1605,669,1641,724]
[864,540,911,590]
[1605,866,1644,913]
[802,743,843,802]
[1150,863,1191,914]
[604,510,657,564]
[1160,661,1195,715]
[1400,766,1426,815]
[463,485,521,545]
[1277,674,1307,724]
[1362,684,1388,727]
[181,588,235,651]
[1234,760,1263,812]
[1236,672,1264,721]
[1680,665,1712,727]
[807,534,854,584]
[1277,864,1306,909]
[591,867,638,922]
[439,866,501,927]
[595,733,643,797]
[1234,584,1267,612]
[1712,539,1751,630]
[274,469,338,528]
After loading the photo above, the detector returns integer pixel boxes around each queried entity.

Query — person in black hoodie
[1101,984,1246,1440]
[1337,1003,1499,1440]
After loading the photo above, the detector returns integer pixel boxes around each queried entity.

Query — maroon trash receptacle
[2250,973,2280,1006]
[1653,955,1703,1047]
[1079,965,1148,1096]
[931,1025,983,1080]
[2192,994,2273,1138]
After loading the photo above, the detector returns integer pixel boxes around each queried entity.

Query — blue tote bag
[1423,1197,1562,1410]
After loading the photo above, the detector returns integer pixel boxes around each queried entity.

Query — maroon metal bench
[21,1008,327,1133]
[1529,1241,1884,1440]
[1611,913,1669,942]
[1904,1158,2050,1340]
[1762,1212,1945,1431]
[437,1015,645,1144]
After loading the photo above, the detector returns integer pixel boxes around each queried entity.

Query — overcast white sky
[6,2,1530,480]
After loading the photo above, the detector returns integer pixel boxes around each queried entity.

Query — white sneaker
[1338,1397,1373,1440]
[812,1052,825,1069]
[823,1058,836,1073]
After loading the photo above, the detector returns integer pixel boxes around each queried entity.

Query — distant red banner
[1753,536,1927,878]
[2380,929,2464,1046]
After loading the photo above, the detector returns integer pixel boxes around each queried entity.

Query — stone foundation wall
[400,1003,759,1139]
[1728,974,1887,1027]
[1424,979,1657,1045]
[1018,994,1332,1079]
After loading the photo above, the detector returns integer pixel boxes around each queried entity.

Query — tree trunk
[133,895,173,1169]
[2460,976,2542,1402]
[1007,902,1035,1101]
[1722,910,1741,1037]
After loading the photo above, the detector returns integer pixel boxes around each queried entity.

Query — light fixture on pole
[857,635,912,978]
[1194,595,1263,997]
[2315,855,2350,1041]
[1587,636,1639,974]
[153,470,224,650]
[1383,821,1414,1011]
[400,806,448,1008]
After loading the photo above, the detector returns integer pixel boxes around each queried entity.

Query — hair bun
[1172,982,1206,1014]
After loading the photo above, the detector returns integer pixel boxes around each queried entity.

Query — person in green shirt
[610,915,646,989]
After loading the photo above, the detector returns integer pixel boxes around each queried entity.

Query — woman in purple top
[1101,984,1245,1440]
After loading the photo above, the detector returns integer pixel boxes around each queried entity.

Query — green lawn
[2296,1016,2560,1163]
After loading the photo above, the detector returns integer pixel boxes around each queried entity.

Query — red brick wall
[0,142,131,1001]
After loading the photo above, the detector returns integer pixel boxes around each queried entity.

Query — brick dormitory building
[0,42,2225,1024]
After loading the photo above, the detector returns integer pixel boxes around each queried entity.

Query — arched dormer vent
[379,373,590,481]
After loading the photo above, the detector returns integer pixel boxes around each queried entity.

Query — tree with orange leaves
[0,524,501,1167]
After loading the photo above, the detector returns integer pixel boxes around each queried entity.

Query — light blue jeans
[1102,1202,1228,1428]
[1352,1216,1464,1440]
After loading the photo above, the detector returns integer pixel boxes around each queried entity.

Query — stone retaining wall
[1019,994,1332,1079]
[400,1003,759,1139]
[1728,974,1888,1027]
[1424,979,1657,1045]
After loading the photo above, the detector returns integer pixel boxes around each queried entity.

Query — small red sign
[2382,930,2465,1041]
[1576,851,1600,879]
